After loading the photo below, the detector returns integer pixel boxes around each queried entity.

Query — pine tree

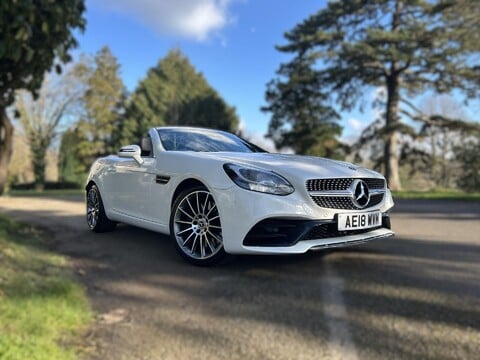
[77,46,126,160]
[114,49,238,146]
[269,0,480,190]
[262,54,342,157]
[455,135,480,192]
[58,127,85,185]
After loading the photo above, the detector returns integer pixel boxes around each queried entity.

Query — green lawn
[0,215,92,360]
[393,190,480,201]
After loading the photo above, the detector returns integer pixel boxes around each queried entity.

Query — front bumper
[243,228,394,254]
[243,213,391,246]
[211,185,394,255]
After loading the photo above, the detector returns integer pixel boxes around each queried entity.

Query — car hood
[199,152,383,180]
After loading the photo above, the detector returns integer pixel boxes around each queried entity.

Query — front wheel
[170,186,227,266]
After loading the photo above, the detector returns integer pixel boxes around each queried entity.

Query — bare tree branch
[15,68,83,188]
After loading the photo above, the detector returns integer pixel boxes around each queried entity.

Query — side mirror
[118,145,144,165]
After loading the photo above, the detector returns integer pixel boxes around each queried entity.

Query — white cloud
[246,132,276,153]
[95,0,234,41]
[347,118,364,131]
[238,118,246,132]
[239,121,276,152]
[342,118,367,145]
[371,86,386,120]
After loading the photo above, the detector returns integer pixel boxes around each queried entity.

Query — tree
[0,0,85,194]
[418,96,468,188]
[7,132,32,187]
[262,53,342,157]
[76,46,126,161]
[455,135,480,192]
[56,48,126,179]
[352,92,479,189]
[114,49,238,146]
[58,127,85,185]
[15,70,83,190]
[271,0,480,190]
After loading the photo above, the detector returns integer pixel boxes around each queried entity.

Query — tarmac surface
[0,196,479,360]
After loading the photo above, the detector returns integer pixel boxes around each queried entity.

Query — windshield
[157,128,267,153]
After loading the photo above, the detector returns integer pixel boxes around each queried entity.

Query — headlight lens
[385,188,394,209]
[223,163,294,196]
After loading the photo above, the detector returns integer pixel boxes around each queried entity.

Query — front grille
[311,196,354,209]
[306,177,386,210]
[368,193,384,207]
[302,223,382,241]
[306,178,385,192]
[310,193,384,210]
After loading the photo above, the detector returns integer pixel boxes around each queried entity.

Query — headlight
[223,163,294,196]
[385,188,394,209]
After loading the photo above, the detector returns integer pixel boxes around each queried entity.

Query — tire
[86,185,116,233]
[170,185,227,266]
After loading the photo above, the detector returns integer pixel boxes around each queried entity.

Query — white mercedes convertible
[86,127,394,265]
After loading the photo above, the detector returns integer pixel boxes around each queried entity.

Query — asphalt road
[0,196,479,360]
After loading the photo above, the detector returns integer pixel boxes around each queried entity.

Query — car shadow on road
[86,222,480,357]
[4,207,480,359]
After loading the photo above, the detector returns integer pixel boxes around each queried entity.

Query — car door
[111,157,152,219]
[110,135,155,219]
[136,132,172,227]
[112,133,171,227]
[141,150,173,227]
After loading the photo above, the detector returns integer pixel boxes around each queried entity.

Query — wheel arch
[85,180,110,214]
[85,180,96,191]
[171,178,208,209]
[169,177,227,265]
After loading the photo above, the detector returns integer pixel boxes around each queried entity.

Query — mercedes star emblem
[351,179,370,208]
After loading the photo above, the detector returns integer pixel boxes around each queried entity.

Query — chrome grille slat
[306,178,385,192]
[311,196,354,209]
[306,178,386,210]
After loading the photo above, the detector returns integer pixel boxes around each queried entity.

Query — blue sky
[76,0,369,144]
[75,0,477,147]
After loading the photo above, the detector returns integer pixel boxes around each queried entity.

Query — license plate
[338,211,381,231]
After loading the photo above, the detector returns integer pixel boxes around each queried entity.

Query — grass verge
[393,190,480,201]
[0,215,92,360]
[7,189,84,197]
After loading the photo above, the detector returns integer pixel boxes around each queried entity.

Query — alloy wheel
[173,190,223,260]
[86,188,100,229]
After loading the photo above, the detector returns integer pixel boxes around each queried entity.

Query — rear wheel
[170,186,226,266]
[86,185,116,233]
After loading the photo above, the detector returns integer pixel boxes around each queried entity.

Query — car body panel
[86,127,394,255]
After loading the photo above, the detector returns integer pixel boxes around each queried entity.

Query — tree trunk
[384,131,401,190]
[30,138,49,192]
[383,0,403,191]
[430,129,438,184]
[384,76,402,191]
[0,106,14,195]
[440,128,450,188]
